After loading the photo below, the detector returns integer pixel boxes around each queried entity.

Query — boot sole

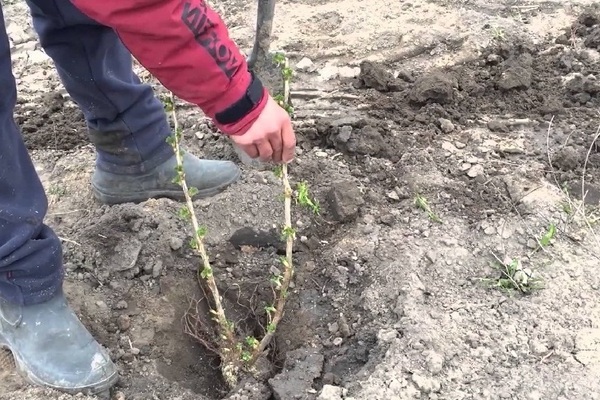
[0,340,118,396]
[91,169,241,205]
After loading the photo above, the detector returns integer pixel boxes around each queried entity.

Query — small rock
[466,164,484,178]
[142,262,153,275]
[394,186,411,199]
[319,63,340,80]
[113,391,126,400]
[96,301,108,310]
[410,72,455,105]
[484,226,496,235]
[555,34,570,45]
[115,300,128,310]
[573,91,591,104]
[304,261,317,272]
[377,328,398,343]
[332,337,343,346]
[337,125,352,143]
[454,141,467,149]
[315,150,328,157]
[169,237,183,251]
[117,315,131,332]
[357,60,400,91]
[497,65,532,90]
[387,191,400,201]
[322,372,340,385]
[439,118,455,133]
[338,315,351,337]
[411,373,441,394]
[269,348,324,400]
[152,261,164,278]
[425,351,444,374]
[328,322,339,334]
[487,120,509,132]
[338,66,360,78]
[441,141,458,153]
[296,57,314,71]
[64,262,77,272]
[318,385,345,400]
[326,181,365,222]
[487,54,503,65]
[530,339,548,355]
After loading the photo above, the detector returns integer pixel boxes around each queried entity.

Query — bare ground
[2,0,600,399]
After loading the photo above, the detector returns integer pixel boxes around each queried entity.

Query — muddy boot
[91,150,241,204]
[0,290,118,395]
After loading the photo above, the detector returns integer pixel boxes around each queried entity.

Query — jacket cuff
[212,73,269,136]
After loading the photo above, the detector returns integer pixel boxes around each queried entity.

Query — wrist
[213,73,268,136]
[215,71,264,125]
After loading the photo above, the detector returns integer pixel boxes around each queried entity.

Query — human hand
[230,95,296,164]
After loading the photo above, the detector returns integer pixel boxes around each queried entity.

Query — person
[0,0,296,395]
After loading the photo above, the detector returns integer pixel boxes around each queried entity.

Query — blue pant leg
[25,0,173,175]
[0,6,63,306]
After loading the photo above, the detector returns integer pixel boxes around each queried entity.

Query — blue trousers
[0,0,174,306]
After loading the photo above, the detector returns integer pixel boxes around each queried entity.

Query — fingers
[281,120,296,163]
[269,128,284,164]
[243,143,260,159]
[256,139,273,162]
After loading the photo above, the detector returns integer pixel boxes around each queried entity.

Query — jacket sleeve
[70,0,268,136]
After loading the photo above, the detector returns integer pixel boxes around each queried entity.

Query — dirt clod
[355,61,400,92]
[409,72,456,105]
[268,347,324,400]
[326,181,365,222]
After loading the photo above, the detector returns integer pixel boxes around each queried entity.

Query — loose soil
[2,0,600,399]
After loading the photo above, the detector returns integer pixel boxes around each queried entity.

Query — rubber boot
[0,289,118,395]
[91,150,241,204]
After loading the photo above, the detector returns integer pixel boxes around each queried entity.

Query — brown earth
[2,0,600,399]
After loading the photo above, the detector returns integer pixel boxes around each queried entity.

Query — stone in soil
[268,347,325,400]
[326,181,365,222]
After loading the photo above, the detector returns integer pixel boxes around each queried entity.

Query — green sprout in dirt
[297,181,320,214]
[527,223,557,258]
[539,223,556,248]
[414,193,442,223]
[490,26,505,42]
[164,93,239,387]
[482,253,544,295]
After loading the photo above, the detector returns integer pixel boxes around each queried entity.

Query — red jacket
[70,0,267,136]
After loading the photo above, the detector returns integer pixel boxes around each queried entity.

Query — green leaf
[282,226,296,240]
[188,187,199,197]
[245,336,259,349]
[197,226,207,237]
[241,351,252,362]
[264,305,276,313]
[296,182,320,214]
[178,206,191,220]
[540,223,556,247]
[200,266,213,279]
